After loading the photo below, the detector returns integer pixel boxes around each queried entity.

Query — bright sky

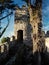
[1,0,49,39]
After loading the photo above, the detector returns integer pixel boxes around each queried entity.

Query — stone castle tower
[14,6,33,46]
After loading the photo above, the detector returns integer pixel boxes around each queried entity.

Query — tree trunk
[28,0,45,53]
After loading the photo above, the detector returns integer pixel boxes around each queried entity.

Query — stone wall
[0,36,15,53]
[0,42,9,53]
[45,37,49,52]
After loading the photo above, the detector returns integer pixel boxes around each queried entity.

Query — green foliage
[0,0,16,14]
[1,37,9,43]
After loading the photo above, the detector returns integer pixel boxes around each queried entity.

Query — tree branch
[0,12,13,20]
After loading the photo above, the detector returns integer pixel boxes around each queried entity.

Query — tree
[0,0,16,38]
[1,37,7,43]
[1,37,10,43]
[22,0,44,53]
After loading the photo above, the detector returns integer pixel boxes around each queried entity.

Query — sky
[0,0,49,39]
[42,0,49,32]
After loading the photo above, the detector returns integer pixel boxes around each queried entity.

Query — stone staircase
[0,40,49,65]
